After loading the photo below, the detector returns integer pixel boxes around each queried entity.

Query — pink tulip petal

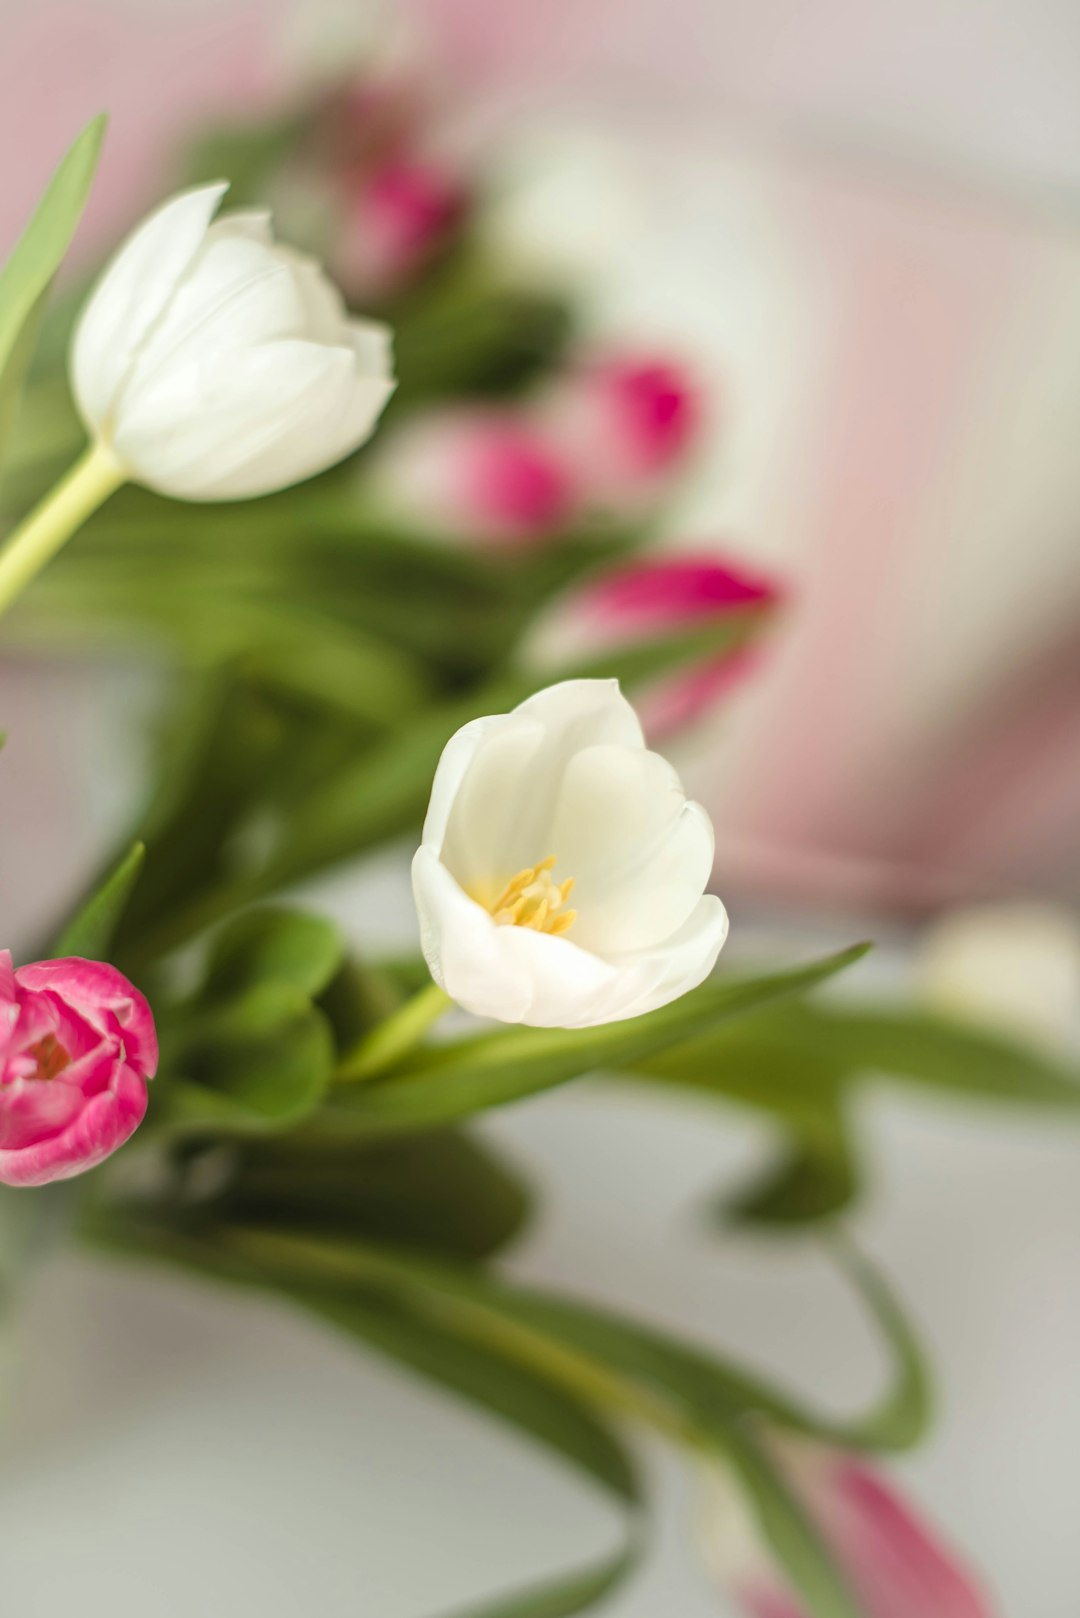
[0,955,156,1187]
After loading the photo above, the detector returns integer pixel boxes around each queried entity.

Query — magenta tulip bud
[376,407,579,547]
[0,953,157,1188]
[338,157,468,297]
[544,354,703,513]
[524,553,781,739]
[699,1440,993,1618]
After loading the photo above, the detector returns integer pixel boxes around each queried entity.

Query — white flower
[71,183,395,501]
[412,679,729,1027]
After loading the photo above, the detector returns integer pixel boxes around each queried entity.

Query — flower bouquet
[0,70,1076,1618]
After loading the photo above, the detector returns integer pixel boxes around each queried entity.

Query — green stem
[221,1226,695,1447]
[0,441,125,617]
[336,979,452,1084]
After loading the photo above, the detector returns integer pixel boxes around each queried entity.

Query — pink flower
[544,354,703,512]
[0,953,157,1188]
[377,407,579,547]
[524,553,782,739]
[700,1440,994,1618]
[338,156,469,298]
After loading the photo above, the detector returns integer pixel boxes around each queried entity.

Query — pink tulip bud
[699,1440,993,1618]
[524,553,781,739]
[377,408,579,547]
[0,953,157,1188]
[543,354,703,512]
[338,157,469,297]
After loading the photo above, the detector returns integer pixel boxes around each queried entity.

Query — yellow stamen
[28,1033,70,1082]
[486,855,577,937]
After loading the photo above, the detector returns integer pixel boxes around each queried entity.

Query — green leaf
[204,906,343,1002]
[716,1424,865,1618]
[220,1130,532,1261]
[725,1108,861,1227]
[315,947,870,1140]
[86,1209,643,1618]
[305,1281,644,1618]
[179,110,308,208]
[302,1283,639,1504]
[219,1226,928,1455]
[626,1033,860,1226]
[774,1001,1080,1110]
[0,117,105,468]
[53,841,144,958]
[160,985,335,1135]
[438,1543,638,1618]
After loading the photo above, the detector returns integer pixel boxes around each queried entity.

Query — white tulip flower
[71,182,395,501]
[412,679,729,1028]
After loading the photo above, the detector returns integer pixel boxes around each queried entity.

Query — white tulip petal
[603,895,730,1021]
[421,714,524,853]
[412,847,534,1023]
[485,922,627,1027]
[477,681,646,871]
[277,245,350,342]
[413,679,729,1029]
[113,339,383,500]
[514,679,644,752]
[440,716,548,892]
[122,236,306,398]
[413,848,624,1027]
[71,184,395,500]
[549,743,685,870]
[72,182,228,431]
[349,317,395,374]
[545,742,702,942]
[216,210,274,246]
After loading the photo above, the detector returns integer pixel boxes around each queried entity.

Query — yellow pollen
[28,1034,70,1082]
[488,856,577,937]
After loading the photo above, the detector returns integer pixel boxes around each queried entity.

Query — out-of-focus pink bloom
[699,1440,993,1618]
[544,355,703,512]
[338,156,469,297]
[0,953,157,1188]
[524,553,781,739]
[377,408,579,547]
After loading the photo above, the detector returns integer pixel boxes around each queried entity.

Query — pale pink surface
[0,4,285,264]
[0,952,156,1188]
[527,554,781,738]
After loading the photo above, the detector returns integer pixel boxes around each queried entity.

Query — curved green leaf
[86,1209,644,1618]
[0,117,105,469]
[315,947,870,1140]
[220,1130,532,1261]
[715,1424,865,1618]
[725,1108,861,1228]
[160,985,335,1135]
[53,841,145,959]
[776,1001,1080,1109]
[219,1226,928,1455]
[204,906,343,1002]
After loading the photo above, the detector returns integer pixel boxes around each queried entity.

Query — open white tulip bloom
[412,680,729,1027]
[71,183,395,501]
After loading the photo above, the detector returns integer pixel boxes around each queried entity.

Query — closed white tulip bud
[71,183,395,501]
[412,679,729,1028]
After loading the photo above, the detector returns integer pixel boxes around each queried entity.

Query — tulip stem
[0,441,125,618]
[336,980,453,1084]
